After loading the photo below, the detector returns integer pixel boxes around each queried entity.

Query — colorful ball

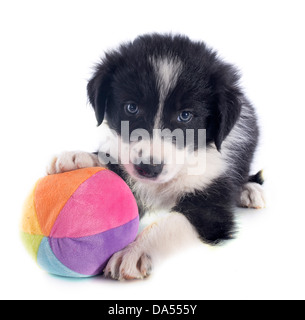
[21,167,139,278]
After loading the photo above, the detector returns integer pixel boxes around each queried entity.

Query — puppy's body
[48,34,265,280]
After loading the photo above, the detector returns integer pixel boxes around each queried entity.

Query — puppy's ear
[212,65,242,151]
[87,54,117,126]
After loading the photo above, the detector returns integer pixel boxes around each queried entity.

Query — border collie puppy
[48,34,265,280]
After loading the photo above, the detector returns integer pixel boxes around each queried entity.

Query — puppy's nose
[134,162,164,179]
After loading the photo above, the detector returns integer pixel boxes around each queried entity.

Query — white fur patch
[151,56,183,128]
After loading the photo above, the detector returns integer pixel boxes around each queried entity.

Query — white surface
[1,0,304,300]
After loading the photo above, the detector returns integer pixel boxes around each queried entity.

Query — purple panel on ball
[49,216,139,276]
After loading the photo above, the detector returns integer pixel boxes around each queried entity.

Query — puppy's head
[88,34,242,183]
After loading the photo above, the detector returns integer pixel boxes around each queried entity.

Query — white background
[1,0,304,300]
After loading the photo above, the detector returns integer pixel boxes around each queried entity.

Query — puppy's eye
[177,111,193,123]
[125,103,139,115]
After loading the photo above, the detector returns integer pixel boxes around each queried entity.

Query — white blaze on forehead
[151,56,183,128]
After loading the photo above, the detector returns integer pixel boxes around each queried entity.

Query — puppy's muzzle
[134,162,164,179]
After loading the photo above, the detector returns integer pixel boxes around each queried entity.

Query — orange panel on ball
[35,167,105,236]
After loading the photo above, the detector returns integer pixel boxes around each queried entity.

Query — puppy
[48,34,265,280]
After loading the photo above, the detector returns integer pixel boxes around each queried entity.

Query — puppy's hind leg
[238,182,266,209]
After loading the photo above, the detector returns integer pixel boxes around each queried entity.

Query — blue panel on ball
[37,237,89,278]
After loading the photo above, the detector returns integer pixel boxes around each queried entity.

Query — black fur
[173,176,237,244]
[88,34,260,244]
[249,170,264,185]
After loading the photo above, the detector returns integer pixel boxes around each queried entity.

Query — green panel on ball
[20,232,44,261]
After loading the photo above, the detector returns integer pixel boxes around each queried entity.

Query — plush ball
[21,167,139,278]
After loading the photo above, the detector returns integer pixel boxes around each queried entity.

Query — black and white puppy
[48,34,265,280]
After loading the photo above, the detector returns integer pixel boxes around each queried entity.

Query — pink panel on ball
[50,170,138,238]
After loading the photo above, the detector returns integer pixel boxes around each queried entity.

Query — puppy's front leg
[104,212,199,280]
[47,151,101,175]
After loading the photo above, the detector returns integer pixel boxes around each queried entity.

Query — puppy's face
[88,34,242,184]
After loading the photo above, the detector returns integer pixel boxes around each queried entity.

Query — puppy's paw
[239,182,266,209]
[47,151,99,175]
[104,244,153,281]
